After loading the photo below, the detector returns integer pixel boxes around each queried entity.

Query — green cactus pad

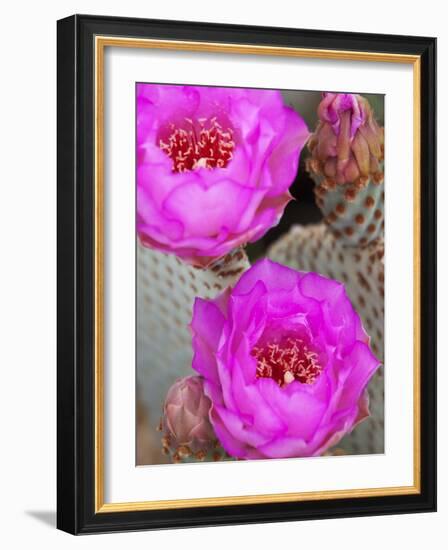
[314,173,384,247]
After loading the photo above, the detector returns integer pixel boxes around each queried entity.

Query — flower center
[159,117,235,173]
[251,336,323,387]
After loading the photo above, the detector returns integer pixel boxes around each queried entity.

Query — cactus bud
[307,93,384,247]
[162,375,215,454]
[160,375,232,462]
[308,93,383,185]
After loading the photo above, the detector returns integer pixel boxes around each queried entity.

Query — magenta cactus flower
[162,375,216,458]
[137,84,309,267]
[308,92,384,185]
[190,259,380,459]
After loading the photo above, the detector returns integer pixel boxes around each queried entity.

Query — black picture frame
[57,14,436,534]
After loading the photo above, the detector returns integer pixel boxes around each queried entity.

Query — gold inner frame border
[94,35,421,513]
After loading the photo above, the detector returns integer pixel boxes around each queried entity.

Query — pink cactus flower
[191,259,380,459]
[137,84,309,267]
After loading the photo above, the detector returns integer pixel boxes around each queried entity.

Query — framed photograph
[57,14,436,534]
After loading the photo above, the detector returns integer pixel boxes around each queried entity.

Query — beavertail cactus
[307,93,384,247]
[160,375,229,463]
